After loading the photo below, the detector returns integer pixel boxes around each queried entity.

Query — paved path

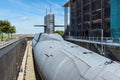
[25,41,36,80]
[17,41,36,80]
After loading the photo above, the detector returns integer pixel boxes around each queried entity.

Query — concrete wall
[0,38,27,80]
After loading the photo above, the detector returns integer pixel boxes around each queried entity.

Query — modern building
[64,0,120,38]
[111,0,120,38]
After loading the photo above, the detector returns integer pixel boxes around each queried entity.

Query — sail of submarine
[32,12,120,80]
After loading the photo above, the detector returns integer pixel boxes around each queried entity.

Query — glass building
[111,0,120,38]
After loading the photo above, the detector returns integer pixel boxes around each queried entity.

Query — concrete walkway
[17,41,36,80]
[25,41,36,80]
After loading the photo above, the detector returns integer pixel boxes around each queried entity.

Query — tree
[0,27,2,40]
[0,28,1,32]
[0,20,11,40]
[0,20,16,40]
[55,30,64,35]
[8,26,16,38]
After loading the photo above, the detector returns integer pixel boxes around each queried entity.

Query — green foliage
[0,20,10,33]
[0,20,16,40]
[55,30,64,35]
[8,26,16,33]
[0,35,7,39]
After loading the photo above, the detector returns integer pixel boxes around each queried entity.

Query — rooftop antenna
[46,8,48,15]
[50,0,52,13]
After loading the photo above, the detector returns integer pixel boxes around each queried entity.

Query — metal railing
[0,38,19,48]
[65,36,120,44]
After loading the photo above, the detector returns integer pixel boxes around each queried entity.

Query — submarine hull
[32,33,120,80]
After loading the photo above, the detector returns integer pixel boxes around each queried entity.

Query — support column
[101,0,105,30]
[64,7,68,33]
[101,0,105,55]
[89,0,92,37]
[81,0,83,36]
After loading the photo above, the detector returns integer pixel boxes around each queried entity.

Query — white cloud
[21,16,29,21]
[48,0,62,9]
[0,0,66,34]
[14,15,45,34]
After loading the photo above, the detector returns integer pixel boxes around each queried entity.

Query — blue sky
[0,0,67,34]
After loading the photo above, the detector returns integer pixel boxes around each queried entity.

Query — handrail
[65,36,120,46]
[0,38,20,48]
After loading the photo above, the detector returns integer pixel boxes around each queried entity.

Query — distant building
[64,0,112,37]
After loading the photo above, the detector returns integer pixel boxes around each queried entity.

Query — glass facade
[111,0,120,38]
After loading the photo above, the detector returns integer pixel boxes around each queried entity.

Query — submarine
[32,13,120,80]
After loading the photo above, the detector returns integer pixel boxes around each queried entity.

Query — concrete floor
[17,41,36,80]
[25,41,36,80]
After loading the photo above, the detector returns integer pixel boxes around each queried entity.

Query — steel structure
[34,14,64,33]
[64,0,110,37]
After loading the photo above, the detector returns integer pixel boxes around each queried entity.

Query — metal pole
[64,7,68,33]
[46,8,47,16]
[101,29,104,55]
[50,0,52,13]
[101,0,104,55]
[101,29,103,42]
[89,0,92,37]
[69,32,70,39]
[81,0,83,37]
